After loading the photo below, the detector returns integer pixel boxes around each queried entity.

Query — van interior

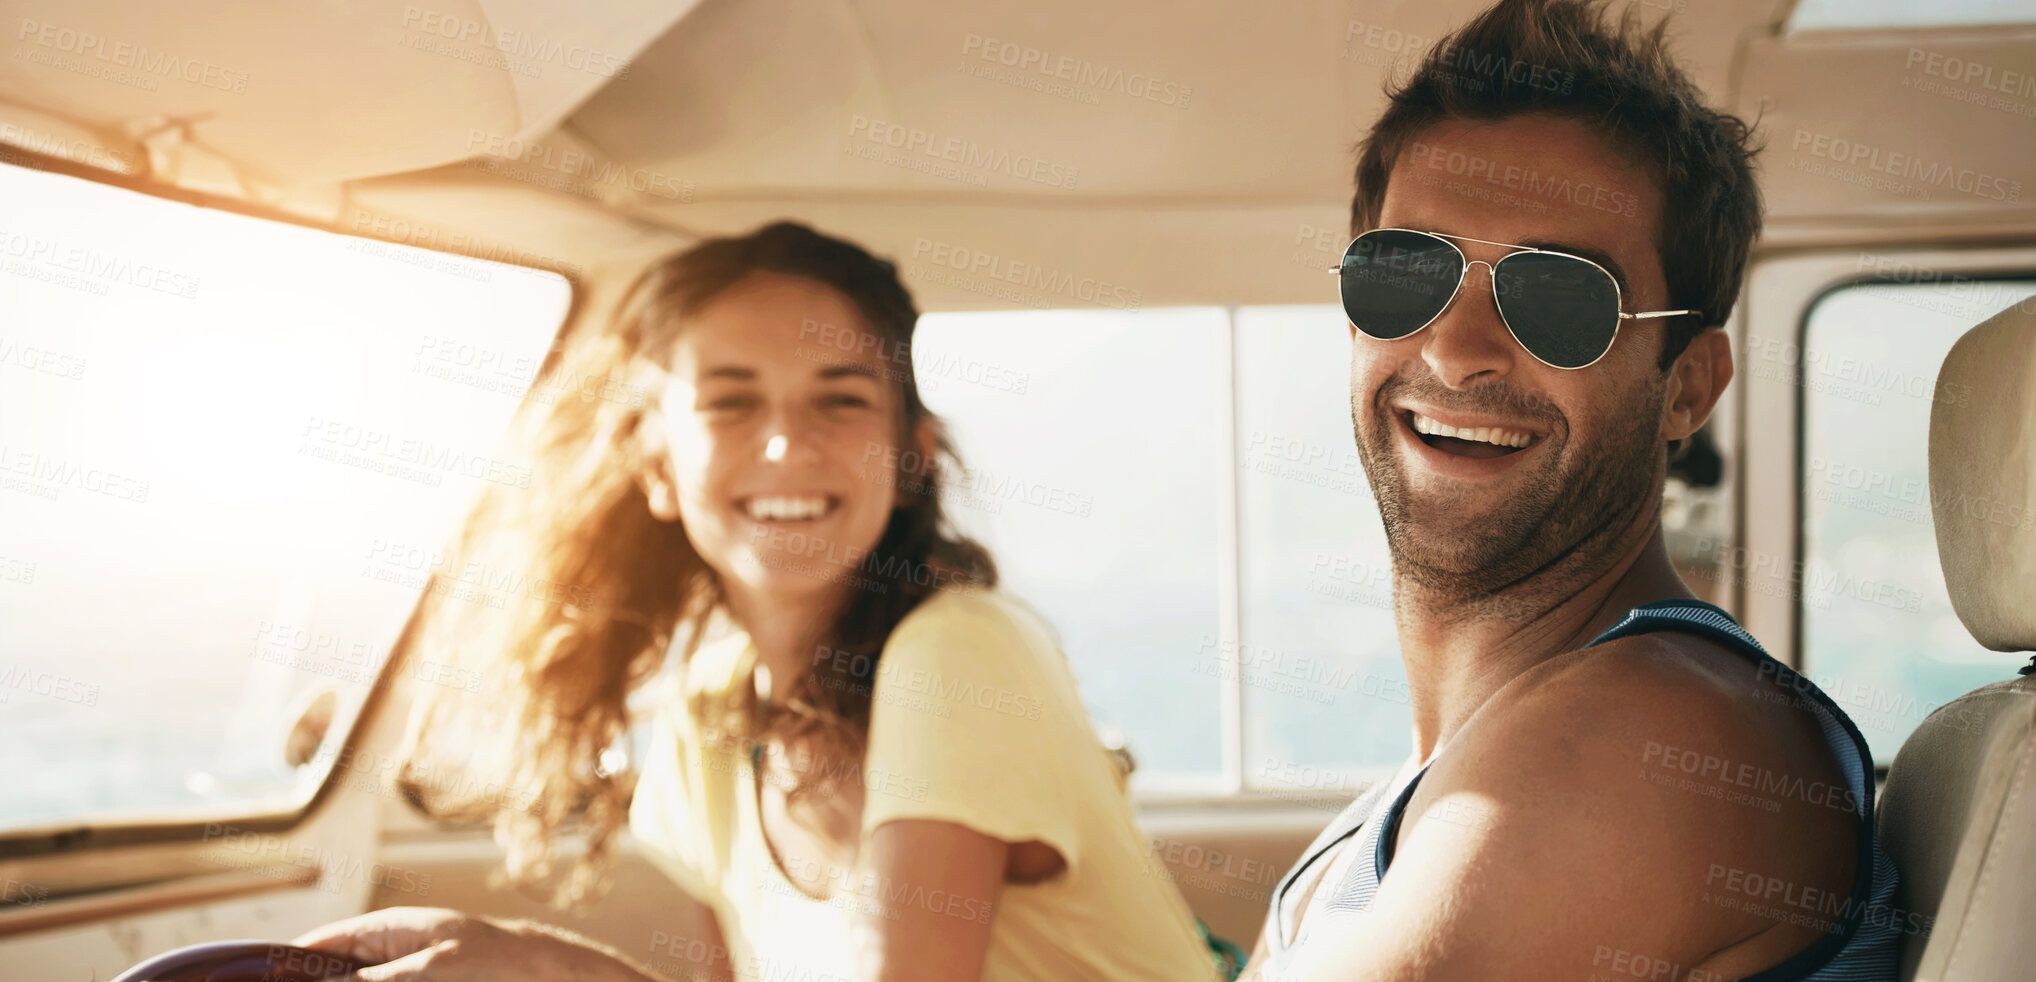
[1,0,2032,980]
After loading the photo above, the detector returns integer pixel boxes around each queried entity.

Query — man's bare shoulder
[1399,631,1859,969]
[1431,631,1858,826]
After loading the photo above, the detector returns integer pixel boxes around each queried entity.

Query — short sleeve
[628,706,717,903]
[858,591,1094,873]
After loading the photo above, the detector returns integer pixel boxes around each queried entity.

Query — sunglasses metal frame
[1328,227,1702,370]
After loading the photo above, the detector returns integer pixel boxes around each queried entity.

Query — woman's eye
[704,395,757,413]
[821,394,871,410]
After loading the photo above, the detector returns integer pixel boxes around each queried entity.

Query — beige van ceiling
[2,0,2031,309]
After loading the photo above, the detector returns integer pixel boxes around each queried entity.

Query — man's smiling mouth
[1396,409,1548,462]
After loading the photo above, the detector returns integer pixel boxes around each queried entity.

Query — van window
[1234,306,1406,791]
[913,302,1759,793]
[0,163,572,833]
[913,309,1228,782]
[1795,275,2036,764]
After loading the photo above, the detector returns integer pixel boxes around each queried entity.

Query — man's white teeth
[1410,412,1536,448]
[747,495,831,521]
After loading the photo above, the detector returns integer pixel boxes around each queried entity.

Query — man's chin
[1383,495,1546,576]
[1388,527,1506,578]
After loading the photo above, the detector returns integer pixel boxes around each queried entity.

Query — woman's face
[643,272,917,609]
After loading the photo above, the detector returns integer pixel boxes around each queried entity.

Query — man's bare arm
[1281,640,1850,981]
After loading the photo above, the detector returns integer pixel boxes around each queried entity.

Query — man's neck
[1391,514,1695,762]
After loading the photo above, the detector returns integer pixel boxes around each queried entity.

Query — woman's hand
[293,906,658,982]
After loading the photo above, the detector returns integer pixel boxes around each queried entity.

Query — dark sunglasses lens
[1494,253,1621,368]
[1340,231,1461,340]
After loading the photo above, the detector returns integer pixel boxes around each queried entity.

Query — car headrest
[1930,299,2036,653]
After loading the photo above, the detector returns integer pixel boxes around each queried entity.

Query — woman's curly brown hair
[387,221,995,908]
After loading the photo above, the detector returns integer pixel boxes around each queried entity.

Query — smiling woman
[297,221,1222,982]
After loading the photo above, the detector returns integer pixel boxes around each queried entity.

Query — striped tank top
[1261,600,1903,982]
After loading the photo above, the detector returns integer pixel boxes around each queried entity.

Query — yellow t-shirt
[628,586,1218,982]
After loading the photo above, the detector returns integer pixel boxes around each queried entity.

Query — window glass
[1791,0,2032,31]
[1797,276,2036,765]
[912,309,1227,782]
[1234,306,1407,790]
[0,163,573,832]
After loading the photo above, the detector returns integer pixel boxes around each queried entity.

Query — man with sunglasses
[1243,2,1902,981]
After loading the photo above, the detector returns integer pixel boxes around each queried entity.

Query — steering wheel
[110,940,367,981]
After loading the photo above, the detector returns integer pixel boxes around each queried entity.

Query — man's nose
[1418,259,1518,387]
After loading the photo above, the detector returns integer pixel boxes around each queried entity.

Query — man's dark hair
[1350,0,1762,371]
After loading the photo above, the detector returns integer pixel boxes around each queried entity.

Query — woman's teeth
[1408,412,1537,449]
[746,495,833,522]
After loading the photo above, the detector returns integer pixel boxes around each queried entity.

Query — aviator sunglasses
[1331,228,1701,370]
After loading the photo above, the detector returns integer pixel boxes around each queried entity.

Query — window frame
[1134,302,1389,807]
[0,145,583,861]
[1736,243,2036,714]
[41,155,2027,831]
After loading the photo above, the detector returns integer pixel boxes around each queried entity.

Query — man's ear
[635,413,682,522]
[1660,328,1733,447]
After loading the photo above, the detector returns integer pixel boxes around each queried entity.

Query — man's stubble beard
[1353,376,1664,619]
